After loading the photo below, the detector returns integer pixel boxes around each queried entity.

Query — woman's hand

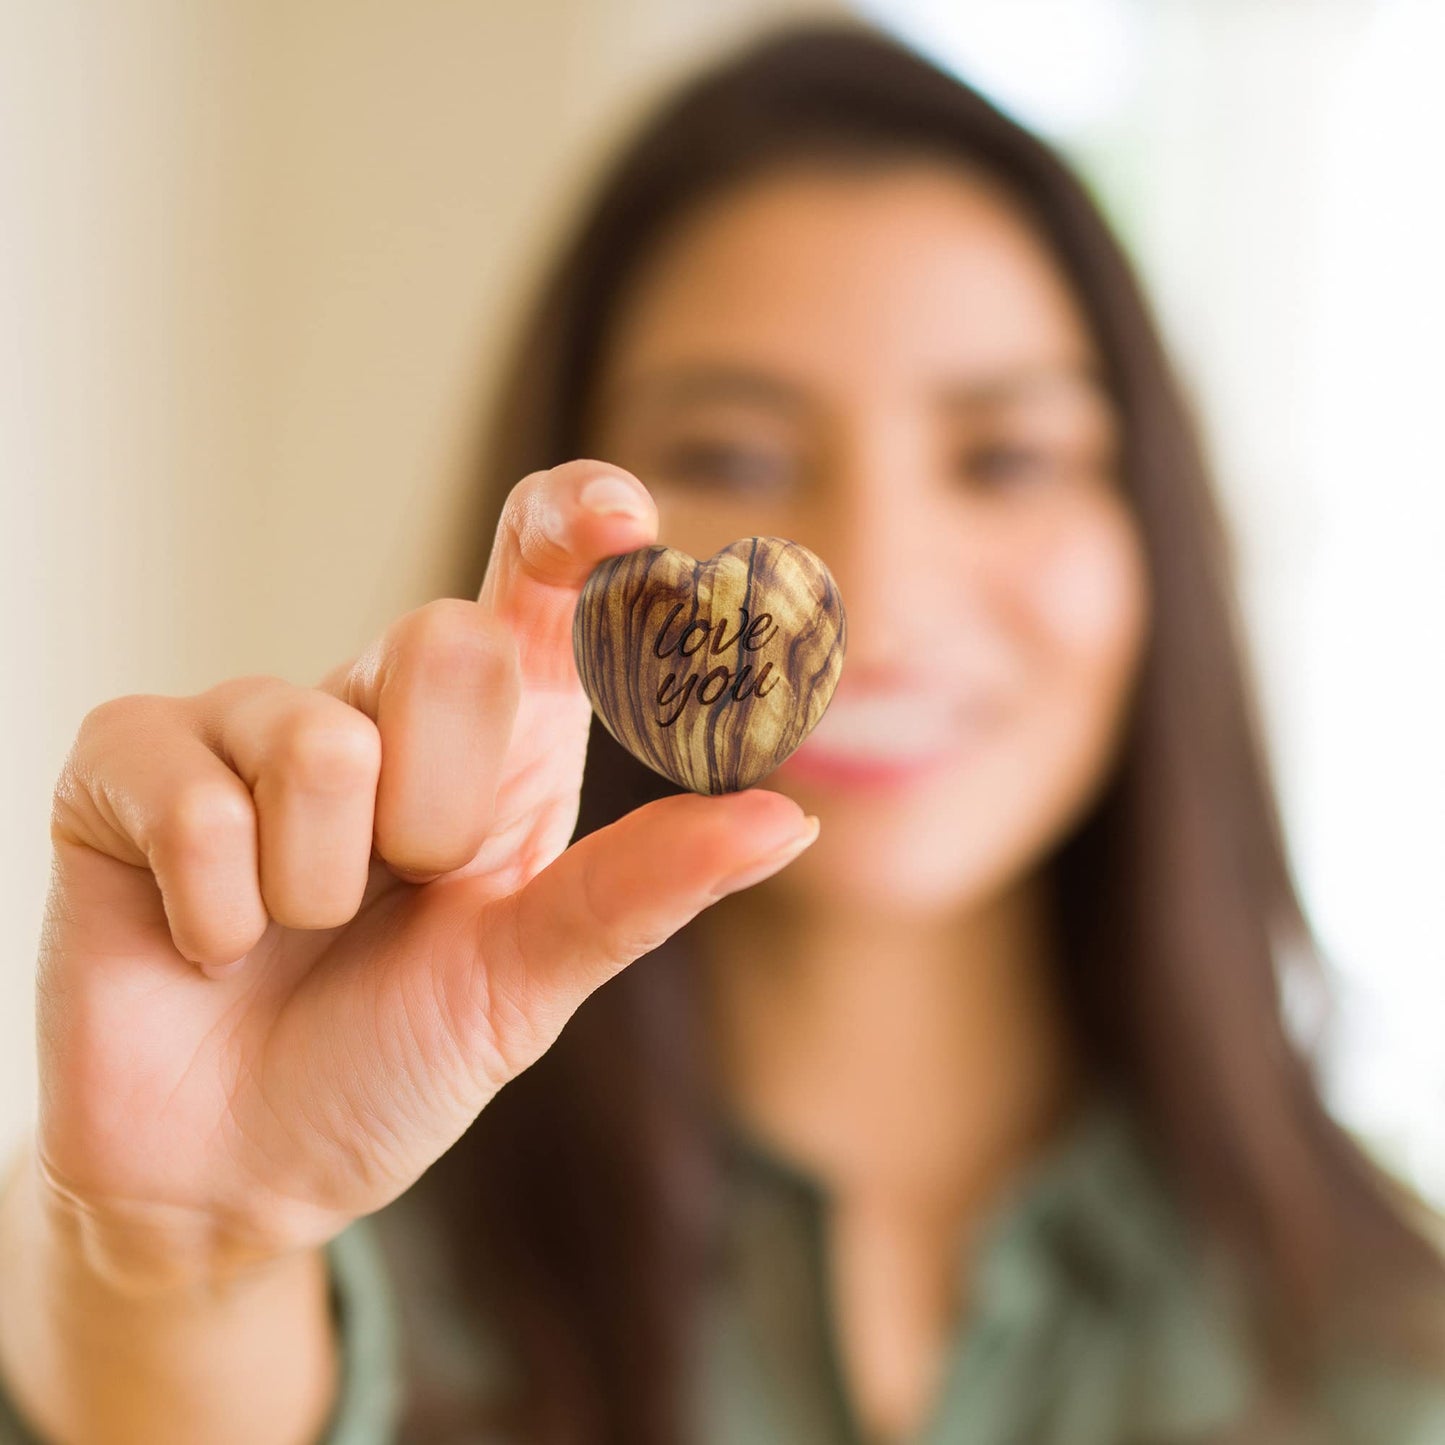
[33,460,820,1293]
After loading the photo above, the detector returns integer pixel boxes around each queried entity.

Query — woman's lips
[775,691,980,792]
[774,744,957,790]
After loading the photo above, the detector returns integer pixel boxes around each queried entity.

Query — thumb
[456,791,820,1079]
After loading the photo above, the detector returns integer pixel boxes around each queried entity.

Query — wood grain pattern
[572,536,847,795]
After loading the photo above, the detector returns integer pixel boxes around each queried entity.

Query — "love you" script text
[652,602,780,727]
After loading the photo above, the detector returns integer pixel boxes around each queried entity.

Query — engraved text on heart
[652,602,780,727]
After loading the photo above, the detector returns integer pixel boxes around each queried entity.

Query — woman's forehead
[598,160,1100,393]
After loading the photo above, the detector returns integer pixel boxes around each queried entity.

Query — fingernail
[201,956,246,981]
[711,815,821,898]
[578,473,648,519]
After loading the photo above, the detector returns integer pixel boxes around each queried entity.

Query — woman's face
[589,160,1150,917]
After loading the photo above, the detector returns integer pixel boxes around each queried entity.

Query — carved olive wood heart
[572,536,847,795]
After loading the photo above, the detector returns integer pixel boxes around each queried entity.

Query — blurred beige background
[3,0,1442,1198]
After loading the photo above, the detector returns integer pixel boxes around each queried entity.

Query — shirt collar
[710,1089,1258,1442]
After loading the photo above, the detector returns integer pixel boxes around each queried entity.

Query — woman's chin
[772,827,1018,920]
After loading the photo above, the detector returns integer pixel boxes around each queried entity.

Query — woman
[1,17,1442,1445]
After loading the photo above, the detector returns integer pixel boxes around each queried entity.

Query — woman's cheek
[1023,499,1149,678]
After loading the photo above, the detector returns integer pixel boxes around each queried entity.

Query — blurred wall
[0,0,841,1160]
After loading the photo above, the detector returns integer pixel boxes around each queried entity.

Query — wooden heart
[572,536,847,795]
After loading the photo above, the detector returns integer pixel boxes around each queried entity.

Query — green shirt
[3,1100,1443,1443]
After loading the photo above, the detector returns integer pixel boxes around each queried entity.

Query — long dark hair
[413,17,1445,1443]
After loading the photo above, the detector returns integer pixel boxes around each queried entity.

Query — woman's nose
[791,471,963,670]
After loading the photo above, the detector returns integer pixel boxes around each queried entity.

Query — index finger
[313,461,659,881]
[477,460,659,695]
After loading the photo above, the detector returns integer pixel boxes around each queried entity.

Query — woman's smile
[777,681,996,792]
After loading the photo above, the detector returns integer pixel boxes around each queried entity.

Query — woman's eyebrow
[606,365,809,413]
[936,362,1112,410]
[603,361,1114,420]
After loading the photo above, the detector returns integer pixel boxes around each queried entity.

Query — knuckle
[579,856,666,968]
[76,693,135,739]
[273,709,382,792]
[74,692,168,752]
[483,903,558,1059]
[53,694,176,843]
[200,672,289,702]
[195,672,294,722]
[610,918,671,966]
[406,597,494,652]
[153,780,254,860]
[400,599,518,679]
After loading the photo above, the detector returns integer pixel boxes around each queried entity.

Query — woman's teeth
[803,695,964,760]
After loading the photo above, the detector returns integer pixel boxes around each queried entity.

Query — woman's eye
[656,440,794,491]
[958,444,1056,488]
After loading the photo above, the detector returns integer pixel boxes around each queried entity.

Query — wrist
[0,1132,340,1445]
[19,1133,313,1304]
